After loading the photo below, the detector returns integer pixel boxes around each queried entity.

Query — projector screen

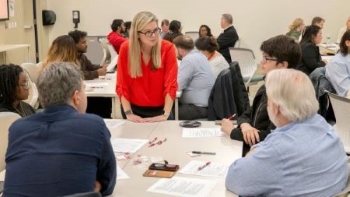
[0,0,9,21]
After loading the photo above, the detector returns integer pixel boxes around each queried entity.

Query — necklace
[14,102,26,117]
[207,52,215,60]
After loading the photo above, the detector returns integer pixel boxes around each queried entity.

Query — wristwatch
[124,110,133,116]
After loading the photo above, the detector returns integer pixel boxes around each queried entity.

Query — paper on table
[147,177,217,197]
[104,119,125,129]
[117,165,129,180]
[179,160,229,178]
[85,82,109,87]
[111,138,148,153]
[182,128,224,138]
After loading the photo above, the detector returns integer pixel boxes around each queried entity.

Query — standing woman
[117,11,178,122]
[297,25,327,75]
[0,64,35,117]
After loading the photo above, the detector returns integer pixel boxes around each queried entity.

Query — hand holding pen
[220,114,236,135]
[198,162,211,171]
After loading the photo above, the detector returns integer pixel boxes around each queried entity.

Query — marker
[198,162,211,171]
[228,114,236,120]
[192,151,216,155]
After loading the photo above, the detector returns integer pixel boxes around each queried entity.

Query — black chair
[207,69,237,120]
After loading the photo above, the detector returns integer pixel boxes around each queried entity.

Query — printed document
[182,128,224,138]
[179,160,229,178]
[147,177,216,197]
[111,138,148,153]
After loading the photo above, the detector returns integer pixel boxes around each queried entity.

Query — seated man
[68,30,107,80]
[107,19,127,54]
[217,13,239,63]
[226,69,348,196]
[326,29,350,97]
[173,35,215,120]
[221,35,301,156]
[3,62,116,196]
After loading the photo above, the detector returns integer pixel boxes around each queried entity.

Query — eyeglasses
[19,81,30,89]
[138,28,161,37]
[262,56,278,63]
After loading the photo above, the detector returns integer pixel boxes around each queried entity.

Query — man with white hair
[226,69,348,196]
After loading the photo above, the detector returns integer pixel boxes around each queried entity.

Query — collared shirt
[326,53,350,97]
[4,105,117,196]
[226,114,348,197]
[107,31,127,54]
[178,50,215,107]
[116,40,178,107]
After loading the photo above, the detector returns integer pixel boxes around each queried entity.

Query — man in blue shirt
[4,62,116,196]
[326,29,350,97]
[226,69,348,196]
[173,35,215,120]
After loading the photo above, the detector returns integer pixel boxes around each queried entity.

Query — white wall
[46,0,350,60]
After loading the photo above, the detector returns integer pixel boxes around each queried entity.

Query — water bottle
[326,35,331,47]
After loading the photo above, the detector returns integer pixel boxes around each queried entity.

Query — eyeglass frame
[262,55,279,63]
[138,27,161,37]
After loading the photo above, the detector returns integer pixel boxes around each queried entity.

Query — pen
[228,114,236,120]
[192,151,216,155]
[198,162,211,171]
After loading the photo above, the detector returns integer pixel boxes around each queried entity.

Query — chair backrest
[100,41,111,65]
[23,70,39,109]
[0,112,21,171]
[21,62,40,84]
[327,92,350,153]
[234,38,241,48]
[85,36,106,65]
[229,48,257,86]
[184,31,199,41]
[106,43,118,73]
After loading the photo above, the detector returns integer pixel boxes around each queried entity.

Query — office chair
[184,31,199,41]
[327,92,350,154]
[0,112,21,171]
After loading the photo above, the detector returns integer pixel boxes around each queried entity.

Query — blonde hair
[41,35,78,70]
[289,18,304,31]
[265,69,319,121]
[129,11,161,78]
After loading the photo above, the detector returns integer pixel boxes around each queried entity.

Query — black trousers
[86,97,112,118]
[178,103,207,120]
[121,104,174,120]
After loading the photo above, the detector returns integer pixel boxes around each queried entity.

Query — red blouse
[116,40,178,107]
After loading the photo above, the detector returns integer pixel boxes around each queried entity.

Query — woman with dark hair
[195,36,228,78]
[198,25,213,37]
[326,29,350,97]
[297,25,327,75]
[163,20,183,43]
[0,64,35,117]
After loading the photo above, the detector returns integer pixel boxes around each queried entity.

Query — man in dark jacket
[221,35,302,156]
[69,30,107,80]
[217,13,239,63]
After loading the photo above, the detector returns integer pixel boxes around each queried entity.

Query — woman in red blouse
[116,11,178,122]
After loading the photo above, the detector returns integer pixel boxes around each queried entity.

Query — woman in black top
[0,64,35,117]
[297,25,327,75]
